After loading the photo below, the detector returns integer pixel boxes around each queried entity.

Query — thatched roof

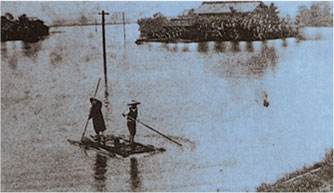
[194,1,262,15]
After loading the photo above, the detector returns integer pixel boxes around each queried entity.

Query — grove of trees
[1,13,49,42]
[137,2,298,43]
[295,2,333,27]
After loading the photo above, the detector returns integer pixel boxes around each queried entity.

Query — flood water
[1,24,333,191]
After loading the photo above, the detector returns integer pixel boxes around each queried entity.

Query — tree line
[136,2,298,43]
[136,2,333,43]
[1,13,49,42]
[295,2,333,27]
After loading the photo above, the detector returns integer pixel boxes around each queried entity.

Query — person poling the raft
[122,100,140,145]
[122,100,183,147]
[88,97,106,143]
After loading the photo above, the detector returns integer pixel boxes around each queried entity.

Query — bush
[1,13,49,42]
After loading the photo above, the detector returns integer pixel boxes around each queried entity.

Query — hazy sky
[1,1,330,25]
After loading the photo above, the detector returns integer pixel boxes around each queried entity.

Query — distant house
[194,1,262,16]
[165,1,263,27]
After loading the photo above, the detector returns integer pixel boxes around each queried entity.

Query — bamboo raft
[68,134,165,158]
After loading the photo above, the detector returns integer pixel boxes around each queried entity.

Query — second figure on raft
[122,100,141,145]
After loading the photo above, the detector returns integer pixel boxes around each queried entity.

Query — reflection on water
[171,44,178,52]
[129,158,141,191]
[155,40,287,55]
[261,40,268,50]
[246,41,254,52]
[22,41,42,62]
[1,42,8,58]
[159,43,169,51]
[182,44,190,52]
[2,40,44,67]
[197,42,209,53]
[231,41,240,52]
[246,45,278,77]
[1,43,18,70]
[281,38,288,47]
[207,42,278,78]
[8,54,18,70]
[214,41,226,53]
[93,154,108,192]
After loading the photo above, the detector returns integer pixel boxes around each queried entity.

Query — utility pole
[122,12,126,47]
[98,10,110,99]
[94,19,97,32]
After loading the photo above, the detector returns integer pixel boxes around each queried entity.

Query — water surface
[1,25,332,191]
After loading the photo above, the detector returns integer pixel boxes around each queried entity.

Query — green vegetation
[1,13,49,42]
[256,149,333,192]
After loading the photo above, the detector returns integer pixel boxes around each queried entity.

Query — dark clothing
[127,109,137,134]
[89,98,106,135]
[126,108,137,144]
[127,121,136,136]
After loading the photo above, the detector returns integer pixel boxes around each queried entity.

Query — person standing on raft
[122,100,140,145]
[89,98,106,142]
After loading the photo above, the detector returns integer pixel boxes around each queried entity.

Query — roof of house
[194,1,262,15]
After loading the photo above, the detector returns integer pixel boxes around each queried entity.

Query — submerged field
[1,25,332,191]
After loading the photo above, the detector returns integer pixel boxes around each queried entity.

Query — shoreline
[135,35,298,45]
[256,149,333,192]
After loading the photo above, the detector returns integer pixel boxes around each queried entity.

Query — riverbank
[256,149,333,192]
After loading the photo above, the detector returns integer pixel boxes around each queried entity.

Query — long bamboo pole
[123,114,182,147]
[81,78,101,141]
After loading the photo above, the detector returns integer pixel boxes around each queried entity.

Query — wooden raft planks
[68,135,165,157]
